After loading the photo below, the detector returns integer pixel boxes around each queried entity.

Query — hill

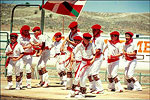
[1,3,150,35]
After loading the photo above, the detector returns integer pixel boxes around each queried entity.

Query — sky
[1,0,150,13]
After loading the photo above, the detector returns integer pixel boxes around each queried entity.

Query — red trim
[78,58,93,77]
[93,33,100,44]
[24,50,36,55]
[75,61,81,77]
[67,46,73,52]
[5,42,18,68]
[109,40,120,45]
[125,38,133,45]
[107,55,119,63]
[10,42,18,51]
[125,53,136,61]
[82,41,89,50]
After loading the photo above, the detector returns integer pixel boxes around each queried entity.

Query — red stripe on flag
[43,1,84,17]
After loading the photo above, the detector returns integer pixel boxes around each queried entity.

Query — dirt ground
[1,74,150,100]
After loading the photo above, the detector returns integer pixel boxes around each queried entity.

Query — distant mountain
[1,3,150,35]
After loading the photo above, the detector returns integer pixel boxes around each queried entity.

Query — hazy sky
[1,0,150,13]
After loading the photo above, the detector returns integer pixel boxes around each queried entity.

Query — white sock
[66,78,73,88]
[43,72,49,83]
[27,79,31,85]
[89,81,95,90]
[95,80,103,91]
[134,81,142,89]
[116,81,123,90]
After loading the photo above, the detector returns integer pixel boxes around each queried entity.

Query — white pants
[91,56,103,75]
[125,59,137,79]
[20,55,32,73]
[37,50,50,70]
[7,59,23,76]
[73,61,82,85]
[107,60,119,78]
[55,54,66,73]
[79,61,93,87]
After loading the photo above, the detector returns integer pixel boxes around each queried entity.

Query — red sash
[125,53,136,61]
[78,58,92,77]
[107,55,119,63]
[5,42,18,68]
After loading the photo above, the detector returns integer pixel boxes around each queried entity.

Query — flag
[42,0,86,17]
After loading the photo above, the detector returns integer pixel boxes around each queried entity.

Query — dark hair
[83,37,91,39]
[10,35,18,38]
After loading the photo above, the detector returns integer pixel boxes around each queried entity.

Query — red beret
[91,24,101,29]
[83,33,92,38]
[10,33,18,37]
[110,31,120,36]
[73,36,83,41]
[32,26,41,32]
[54,32,62,37]
[68,21,78,28]
[125,32,134,37]
[21,25,30,31]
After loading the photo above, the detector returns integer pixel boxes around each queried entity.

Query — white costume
[64,31,82,89]
[18,36,33,88]
[123,40,142,91]
[31,34,52,87]
[89,36,104,93]
[106,40,123,91]
[5,42,24,89]
[52,39,67,85]
[73,42,95,95]
[5,43,24,76]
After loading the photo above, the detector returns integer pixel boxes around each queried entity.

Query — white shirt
[18,36,32,53]
[30,35,53,48]
[107,40,122,57]
[123,40,137,57]
[67,31,82,49]
[92,36,104,53]
[5,43,24,57]
[52,40,64,54]
[73,42,96,59]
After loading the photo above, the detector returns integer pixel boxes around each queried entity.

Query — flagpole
[62,16,64,34]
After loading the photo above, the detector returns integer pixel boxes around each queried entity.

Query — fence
[46,66,150,85]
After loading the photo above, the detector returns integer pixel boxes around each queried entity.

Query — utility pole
[41,0,45,34]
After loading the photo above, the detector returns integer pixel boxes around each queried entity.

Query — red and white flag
[42,0,86,17]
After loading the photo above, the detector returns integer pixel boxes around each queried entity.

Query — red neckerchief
[109,39,120,45]
[35,31,42,39]
[10,42,18,51]
[82,41,89,50]
[20,30,31,39]
[125,38,133,45]
[93,33,100,44]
